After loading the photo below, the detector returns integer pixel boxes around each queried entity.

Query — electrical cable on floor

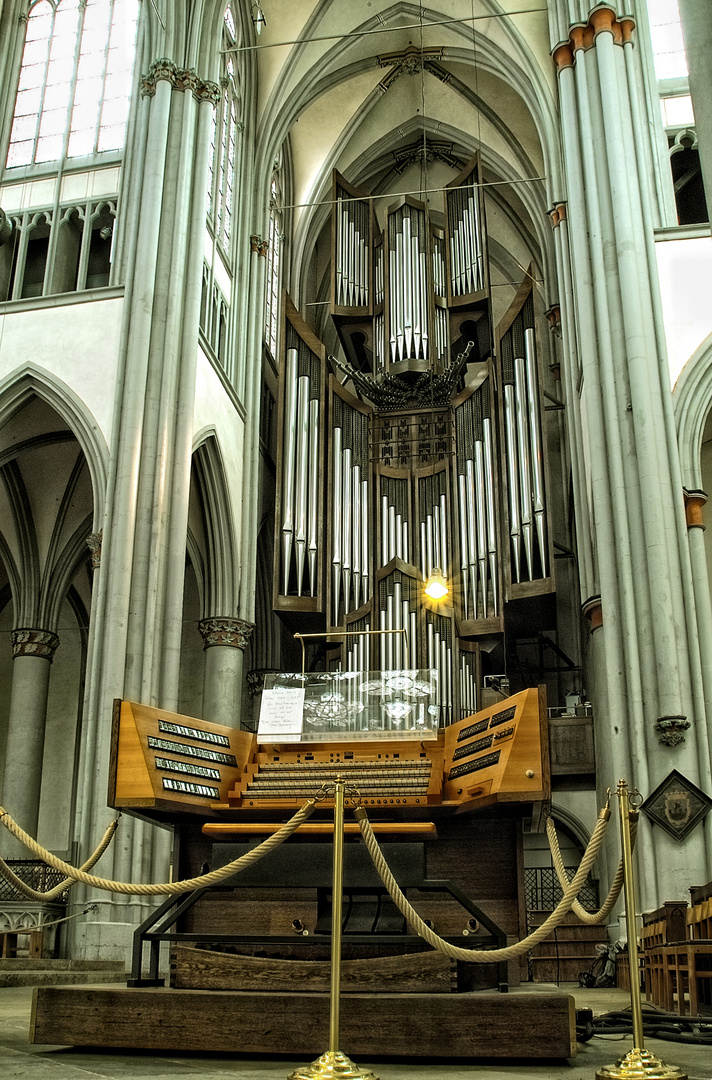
[576,1006,712,1045]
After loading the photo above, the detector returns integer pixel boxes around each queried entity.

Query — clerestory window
[6,0,139,170]
[264,165,283,359]
[207,4,242,252]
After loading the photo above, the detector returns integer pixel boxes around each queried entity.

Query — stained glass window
[265,169,283,359]
[207,5,241,251]
[647,0,688,81]
[6,0,139,169]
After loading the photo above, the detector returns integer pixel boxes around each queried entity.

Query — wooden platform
[30,985,576,1058]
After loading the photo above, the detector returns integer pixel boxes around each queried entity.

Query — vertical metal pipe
[410,610,416,670]
[361,477,369,601]
[432,505,440,572]
[294,373,310,596]
[332,424,343,624]
[465,457,479,617]
[394,581,402,669]
[395,513,403,561]
[382,492,389,567]
[281,347,299,594]
[403,211,412,357]
[474,439,488,617]
[525,326,547,576]
[402,597,410,668]
[514,352,534,579]
[342,445,352,613]
[308,397,320,597]
[420,248,429,360]
[503,383,522,583]
[389,242,397,361]
[328,779,345,1053]
[402,520,409,565]
[387,593,394,671]
[388,503,396,562]
[439,492,448,579]
[395,225,404,361]
[426,514,434,578]
[352,462,361,609]
[458,472,469,620]
[420,520,427,580]
[482,415,498,615]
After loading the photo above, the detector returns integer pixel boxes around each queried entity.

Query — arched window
[207,4,242,252]
[6,0,139,169]
[264,163,283,359]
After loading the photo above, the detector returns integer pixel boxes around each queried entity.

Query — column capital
[199,617,254,651]
[553,8,635,74]
[11,628,60,661]
[141,59,220,105]
[548,203,567,228]
[581,595,603,632]
[86,530,102,568]
[684,488,707,528]
[250,234,269,256]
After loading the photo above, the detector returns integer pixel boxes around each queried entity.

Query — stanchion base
[596,1047,688,1080]
[288,1049,379,1080]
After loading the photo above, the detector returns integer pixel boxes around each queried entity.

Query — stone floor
[1,983,711,1080]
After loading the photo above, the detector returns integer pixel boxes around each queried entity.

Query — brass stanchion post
[288,780,378,1080]
[596,779,686,1080]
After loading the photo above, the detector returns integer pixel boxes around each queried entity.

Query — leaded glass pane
[6,0,138,169]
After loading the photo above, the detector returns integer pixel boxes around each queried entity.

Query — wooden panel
[171,945,453,993]
[31,986,577,1058]
[549,715,595,775]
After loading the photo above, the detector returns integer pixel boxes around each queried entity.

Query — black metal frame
[128,877,509,992]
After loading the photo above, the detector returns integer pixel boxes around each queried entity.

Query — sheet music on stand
[258,670,439,742]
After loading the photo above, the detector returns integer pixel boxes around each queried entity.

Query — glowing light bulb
[424,568,448,600]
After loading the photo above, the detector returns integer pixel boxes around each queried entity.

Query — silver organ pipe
[512,318,534,580]
[335,186,369,308]
[294,371,310,596]
[281,346,298,593]
[502,340,522,583]
[420,520,427,580]
[352,460,361,610]
[447,180,482,299]
[456,386,498,619]
[525,325,547,576]
[388,204,429,364]
[482,409,498,614]
[361,474,369,605]
[332,413,343,622]
[439,493,448,580]
[382,494,389,567]
[458,471,470,620]
[307,391,320,596]
[342,436,351,615]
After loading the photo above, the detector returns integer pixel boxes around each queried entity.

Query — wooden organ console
[109,686,548,821]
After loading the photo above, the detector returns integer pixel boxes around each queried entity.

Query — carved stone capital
[141,57,177,96]
[655,715,691,748]
[86,530,103,568]
[549,203,567,228]
[141,59,220,106]
[199,617,254,651]
[684,489,707,529]
[11,629,60,661]
[554,8,635,74]
[581,595,603,632]
[246,668,279,696]
[250,234,269,257]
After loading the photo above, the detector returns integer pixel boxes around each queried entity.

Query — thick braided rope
[0,817,121,902]
[354,804,610,963]
[0,800,315,895]
[546,811,638,925]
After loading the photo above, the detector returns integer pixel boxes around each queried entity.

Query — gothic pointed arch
[0,364,108,528]
[190,428,238,618]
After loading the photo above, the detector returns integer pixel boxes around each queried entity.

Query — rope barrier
[545,810,638,925]
[354,802,611,962]
[0,799,316,895]
[0,817,121,902]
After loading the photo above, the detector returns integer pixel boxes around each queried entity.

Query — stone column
[199,617,254,728]
[552,3,712,904]
[1,629,59,858]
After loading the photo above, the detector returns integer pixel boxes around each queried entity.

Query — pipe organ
[273,159,553,719]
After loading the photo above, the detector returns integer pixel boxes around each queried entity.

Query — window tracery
[6,0,139,170]
[207,4,242,252]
